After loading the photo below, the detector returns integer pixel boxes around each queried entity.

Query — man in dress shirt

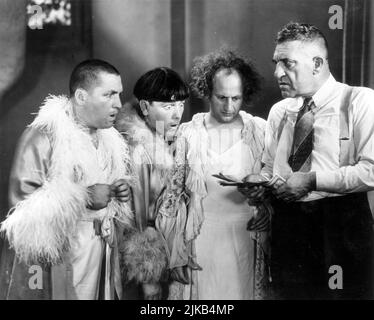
[248,22,374,299]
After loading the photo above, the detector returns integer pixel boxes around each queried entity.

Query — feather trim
[107,199,134,227]
[120,227,169,284]
[1,95,134,264]
[1,178,88,265]
[116,104,174,173]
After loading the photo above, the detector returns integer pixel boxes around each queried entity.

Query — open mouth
[167,124,180,134]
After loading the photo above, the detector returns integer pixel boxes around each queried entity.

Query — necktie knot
[297,97,315,122]
[304,97,315,112]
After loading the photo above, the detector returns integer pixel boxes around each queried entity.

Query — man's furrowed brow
[107,89,121,94]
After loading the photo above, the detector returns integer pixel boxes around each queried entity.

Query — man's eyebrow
[106,89,120,94]
[272,58,293,64]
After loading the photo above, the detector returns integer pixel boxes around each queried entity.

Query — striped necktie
[288,97,316,172]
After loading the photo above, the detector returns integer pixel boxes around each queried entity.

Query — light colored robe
[116,105,188,298]
[1,95,133,300]
[166,111,271,300]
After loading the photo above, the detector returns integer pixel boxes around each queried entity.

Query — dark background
[0,0,373,261]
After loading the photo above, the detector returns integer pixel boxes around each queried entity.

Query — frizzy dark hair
[69,59,120,96]
[190,48,261,106]
[276,22,329,53]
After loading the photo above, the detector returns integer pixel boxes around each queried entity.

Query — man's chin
[279,90,295,98]
[104,123,114,129]
[165,128,177,141]
[220,114,238,123]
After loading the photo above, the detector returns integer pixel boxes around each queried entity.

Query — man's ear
[74,88,88,105]
[312,57,324,74]
[139,100,150,116]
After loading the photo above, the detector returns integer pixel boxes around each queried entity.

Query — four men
[1,22,373,300]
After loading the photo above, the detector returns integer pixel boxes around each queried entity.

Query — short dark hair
[69,59,120,96]
[276,22,329,53]
[133,67,189,103]
[190,48,261,107]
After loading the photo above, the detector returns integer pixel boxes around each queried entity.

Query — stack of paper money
[212,172,286,188]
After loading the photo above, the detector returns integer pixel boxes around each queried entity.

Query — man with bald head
[248,22,374,299]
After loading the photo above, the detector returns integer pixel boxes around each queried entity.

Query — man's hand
[87,184,113,210]
[170,260,203,285]
[171,266,190,284]
[238,174,267,205]
[142,282,162,300]
[273,171,316,202]
[111,179,131,203]
[247,206,270,232]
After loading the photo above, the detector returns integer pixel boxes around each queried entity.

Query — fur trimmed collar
[31,95,133,186]
[115,103,174,173]
[1,95,134,265]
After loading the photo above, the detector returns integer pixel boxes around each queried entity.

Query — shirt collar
[311,73,337,110]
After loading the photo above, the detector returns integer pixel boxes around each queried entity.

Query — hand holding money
[212,172,268,187]
[264,173,286,189]
[238,174,269,205]
[236,173,286,205]
[213,172,285,188]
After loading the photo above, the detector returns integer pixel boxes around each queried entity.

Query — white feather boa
[1,95,134,265]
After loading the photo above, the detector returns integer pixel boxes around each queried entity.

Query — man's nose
[173,105,183,120]
[224,98,233,110]
[113,95,122,110]
[274,63,285,79]
[172,109,181,121]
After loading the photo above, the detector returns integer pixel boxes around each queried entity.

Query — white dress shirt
[262,74,374,201]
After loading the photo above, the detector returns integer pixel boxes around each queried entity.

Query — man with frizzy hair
[247,22,374,299]
[1,59,134,300]
[166,49,272,300]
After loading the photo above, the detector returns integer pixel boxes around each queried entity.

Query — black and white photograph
[0,0,373,305]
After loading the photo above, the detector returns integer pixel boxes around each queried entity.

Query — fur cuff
[0,178,88,265]
[120,227,169,284]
